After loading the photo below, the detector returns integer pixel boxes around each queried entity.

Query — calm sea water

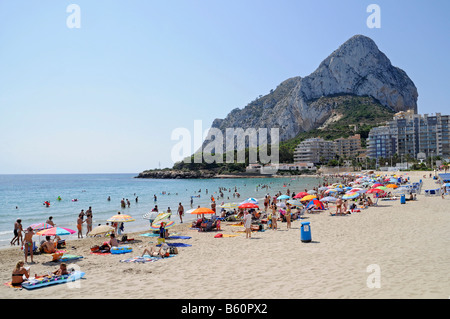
[0,174,323,248]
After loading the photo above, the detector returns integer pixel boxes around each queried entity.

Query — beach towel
[156,242,192,247]
[119,254,176,263]
[90,251,111,255]
[139,233,159,237]
[60,254,83,262]
[167,236,191,240]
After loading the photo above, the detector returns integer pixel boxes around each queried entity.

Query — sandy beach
[1,170,449,299]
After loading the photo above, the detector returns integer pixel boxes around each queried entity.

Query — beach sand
[1,171,449,299]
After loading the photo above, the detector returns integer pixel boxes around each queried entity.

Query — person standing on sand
[178,202,184,223]
[77,215,85,238]
[286,203,292,230]
[335,198,343,214]
[23,227,35,263]
[243,210,252,239]
[271,204,278,230]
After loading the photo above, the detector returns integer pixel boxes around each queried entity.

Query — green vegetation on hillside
[170,95,395,171]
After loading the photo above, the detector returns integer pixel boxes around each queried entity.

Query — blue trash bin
[300,222,311,242]
[400,194,405,204]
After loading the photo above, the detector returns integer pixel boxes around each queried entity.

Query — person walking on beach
[11,219,23,246]
[178,202,184,223]
[23,227,35,263]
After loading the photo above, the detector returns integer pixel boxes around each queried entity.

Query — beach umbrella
[366,188,385,194]
[376,186,388,191]
[300,195,317,202]
[276,202,287,208]
[293,192,309,199]
[333,188,343,192]
[150,220,175,230]
[324,189,338,194]
[190,207,215,215]
[342,192,360,200]
[242,197,258,204]
[386,184,398,189]
[153,212,171,223]
[443,183,450,187]
[219,202,238,209]
[307,190,317,195]
[320,196,338,202]
[277,195,290,200]
[36,227,76,236]
[318,186,329,191]
[238,202,259,209]
[88,225,115,236]
[306,199,325,210]
[287,199,303,206]
[28,223,53,231]
[107,214,136,223]
[371,183,384,188]
[142,211,160,220]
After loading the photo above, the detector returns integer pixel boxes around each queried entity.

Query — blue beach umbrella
[277,195,290,200]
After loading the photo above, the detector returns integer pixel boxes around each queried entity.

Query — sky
[0,0,449,174]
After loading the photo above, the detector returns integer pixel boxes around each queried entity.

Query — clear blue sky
[0,0,449,174]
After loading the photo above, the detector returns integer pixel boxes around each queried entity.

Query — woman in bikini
[23,227,35,263]
[11,261,30,287]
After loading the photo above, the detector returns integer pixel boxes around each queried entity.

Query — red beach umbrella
[293,192,309,199]
[238,203,259,209]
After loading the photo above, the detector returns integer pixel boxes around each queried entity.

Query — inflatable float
[21,271,85,290]
[111,246,132,254]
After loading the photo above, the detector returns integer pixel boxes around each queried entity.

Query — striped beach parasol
[107,214,135,223]
[36,227,76,236]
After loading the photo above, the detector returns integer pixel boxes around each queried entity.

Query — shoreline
[1,170,449,299]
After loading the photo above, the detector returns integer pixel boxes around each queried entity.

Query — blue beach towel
[167,236,191,240]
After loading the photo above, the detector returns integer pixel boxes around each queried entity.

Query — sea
[0,173,325,248]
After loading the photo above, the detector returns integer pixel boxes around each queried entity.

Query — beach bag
[169,246,178,254]
[121,235,128,242]
[214,233,223,238]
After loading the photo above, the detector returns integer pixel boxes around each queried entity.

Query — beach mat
[167,236,191,240]
[156,243,192,247]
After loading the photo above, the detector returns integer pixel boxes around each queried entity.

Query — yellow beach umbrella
[107,214,135,223]
[300,195,317,202]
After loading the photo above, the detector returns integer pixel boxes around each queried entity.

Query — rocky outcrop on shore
[135,169,218,179]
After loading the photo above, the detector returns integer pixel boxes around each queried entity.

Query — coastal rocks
[135,169,217,179]
[204,34,418,150]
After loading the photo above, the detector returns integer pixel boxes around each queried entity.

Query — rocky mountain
[203,34,418,150]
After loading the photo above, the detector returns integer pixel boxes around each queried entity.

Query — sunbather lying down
[141,243,170,258]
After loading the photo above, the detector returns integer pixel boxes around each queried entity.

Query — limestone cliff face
[204,35,418,149]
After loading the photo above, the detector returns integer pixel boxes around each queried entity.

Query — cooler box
[300,222,312,242]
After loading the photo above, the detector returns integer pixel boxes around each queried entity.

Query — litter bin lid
[301,222,310,225]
